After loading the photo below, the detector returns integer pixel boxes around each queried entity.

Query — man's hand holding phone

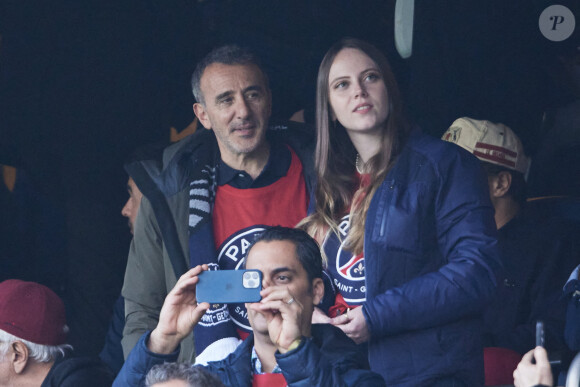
[149,265,211,354]
[513,346,553,387]
[513,321,553,387]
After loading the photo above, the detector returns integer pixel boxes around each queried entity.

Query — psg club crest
[216,226,268,332]
[323,215,366,304]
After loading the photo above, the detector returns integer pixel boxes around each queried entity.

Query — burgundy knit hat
[0,280,67,346]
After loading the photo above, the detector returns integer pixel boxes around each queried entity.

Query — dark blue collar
[217,141,291,188]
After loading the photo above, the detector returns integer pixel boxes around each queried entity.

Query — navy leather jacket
[361,130,500,386]
[114,324,385,387]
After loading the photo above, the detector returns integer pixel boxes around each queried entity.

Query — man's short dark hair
[246,226,323,284]
[145,362,225,387]
[190,45,268,105]
[482,162,527,205]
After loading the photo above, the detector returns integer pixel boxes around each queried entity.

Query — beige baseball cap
[442,117,530,175]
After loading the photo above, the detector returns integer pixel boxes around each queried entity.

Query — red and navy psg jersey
[211,147,308,334]
[322,214,367,306]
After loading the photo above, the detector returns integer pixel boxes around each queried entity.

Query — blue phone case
[197,270,262,303]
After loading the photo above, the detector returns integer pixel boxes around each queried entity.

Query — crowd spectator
[299,38,500,386]
[121,45,316,363]
[121,177,144,235]
[443,118,580,357]
[513,264,580,387]
[0,279,113,386]
[115,226,384,386]
[145,362,225,387]
[99,175,145,376]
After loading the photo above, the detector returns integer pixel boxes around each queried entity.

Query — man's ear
[489,171,512,198]
[311,278,324,306]
[11,341,30,374]
[193,103,212,130]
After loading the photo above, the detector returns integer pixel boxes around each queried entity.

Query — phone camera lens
[243,272,251,279]
[247,280,256,288]
[251,272,258,280]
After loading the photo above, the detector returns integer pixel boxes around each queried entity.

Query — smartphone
[197,270,262,303]
[536,320,545,347]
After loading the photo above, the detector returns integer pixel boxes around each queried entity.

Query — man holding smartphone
[122,45,317,363]
[114,227,384,386]
[513,346,554,387]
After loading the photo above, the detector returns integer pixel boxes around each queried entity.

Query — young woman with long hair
[300,38,500,386]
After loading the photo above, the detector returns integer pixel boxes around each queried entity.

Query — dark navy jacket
[361,130,501,386]
[41,355,113,387]
[114,324,385,387]
[483,215,580,355]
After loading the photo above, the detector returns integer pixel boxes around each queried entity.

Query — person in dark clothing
[40,356,114,387]
[115,226,384,386]
[300,38,500,386]
[443,118,580,356]
[99,176,144,376]
[99,295,126,377]
[0,279,113,386]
